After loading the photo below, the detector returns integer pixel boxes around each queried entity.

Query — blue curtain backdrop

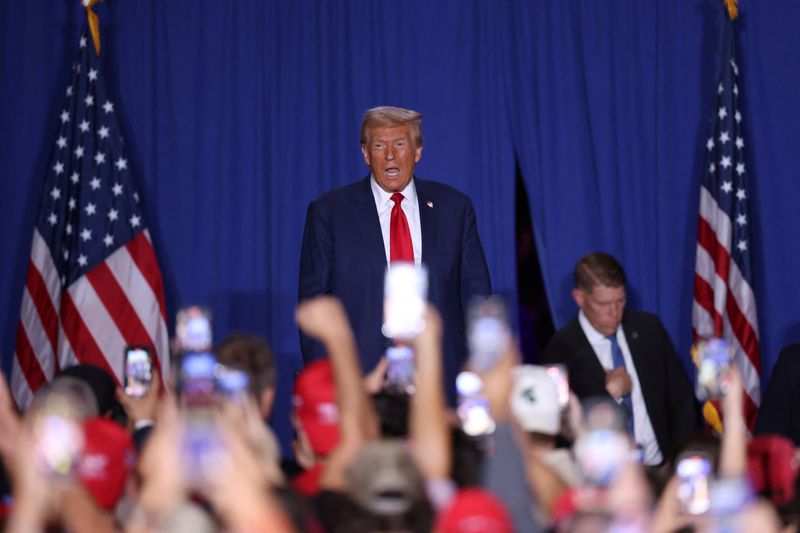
[2,1,799,452]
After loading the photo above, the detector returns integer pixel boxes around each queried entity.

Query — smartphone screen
[34,414,85,478]
[179,352,218,409]
[382,263,428,340]
[175,306,213,353]
[695,338,731,400]
[124,346,153,398]
[574,428,630,487]
[545,364,570,408]
[385,345,415,393]
[676,453,712,515]
[214,365,250,402]
[182,415,225,489]
[467,296,510,373]
[456,371,495,437]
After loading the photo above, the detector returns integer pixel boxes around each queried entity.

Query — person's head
[572,252,627,336]
[216,333,277,417]
[360,106,423,193]
[435,488,513,533]
[450,426,486,488]
[55,364,122,420]
[372,389,411,438]
[510,365,561,448]
[292,359,340,460]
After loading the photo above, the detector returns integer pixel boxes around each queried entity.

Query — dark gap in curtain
[514,159,553,364]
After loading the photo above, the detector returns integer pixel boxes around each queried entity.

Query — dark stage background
[2,1,800,453]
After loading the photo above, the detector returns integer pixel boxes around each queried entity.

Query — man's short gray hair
[360,106,423,147]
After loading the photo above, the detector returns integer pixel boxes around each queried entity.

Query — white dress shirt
[370,176,422,266]
[578,311,663,465]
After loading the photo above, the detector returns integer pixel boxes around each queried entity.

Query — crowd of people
[0,290,797,532]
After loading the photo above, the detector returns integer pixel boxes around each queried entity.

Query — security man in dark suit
[541,252,699,465]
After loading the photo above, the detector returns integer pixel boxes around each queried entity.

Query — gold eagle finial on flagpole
[83,0,102,54]
[724,0,739,20]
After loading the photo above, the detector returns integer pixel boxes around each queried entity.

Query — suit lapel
[353,176,389,275]
[415,178,439,267]
[567,320,608,392]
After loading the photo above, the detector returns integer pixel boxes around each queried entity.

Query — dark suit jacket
[540,310,699,460]
[755,343,800,445]
[298,176,491,399]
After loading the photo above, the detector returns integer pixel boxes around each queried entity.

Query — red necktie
[390,193,414,263]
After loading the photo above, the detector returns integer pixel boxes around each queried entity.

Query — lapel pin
[427,201,434,208]
[632,331,639,340]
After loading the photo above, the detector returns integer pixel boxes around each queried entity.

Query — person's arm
[117,368,162,453]
[480,343,547,532]
[409,307,451,482]
[295,296,379,490]
[57,485,115,533]
[298,201,333,363]
[719,367,747,478]
[204,403,294,533]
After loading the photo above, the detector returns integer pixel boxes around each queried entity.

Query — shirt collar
[578,310,621,345]
[370,175,418,214]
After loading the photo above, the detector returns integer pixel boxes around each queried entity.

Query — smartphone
[182,415,225,489]
[695,338,731,400]
[214,364,251,402]
[456,371,495,437]
[178,352,218,409]
[574,428,630,487]
[175,306,213,353]
[385,345,415,394]
[466,296,510,373]
[33,413,85,478]
[545,364,570,409]
[583,397,627,433]
[382,263,428,341]
[124,346,153,398]
[676,453,713,515]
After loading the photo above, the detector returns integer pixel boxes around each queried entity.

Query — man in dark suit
[298,106,491,398]
[540,252,698,465]
[755,342,800,446]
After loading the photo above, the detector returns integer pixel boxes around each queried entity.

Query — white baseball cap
[510,365,561,435]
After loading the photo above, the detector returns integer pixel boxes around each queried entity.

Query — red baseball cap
[293,359,340,456]
[77,417,134,510]
[747,434,799,505]
[435,488,513,533]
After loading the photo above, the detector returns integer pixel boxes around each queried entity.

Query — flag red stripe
[696,217,760,371]
[697,216,731,283]
[59,291,120,385]
[24,261,59,355]
[85,260,164,377]
[725,293,762,373]
[126,232,167,322]
[15,321,48,393]
[693,273,723,336]
[86,261,156,349]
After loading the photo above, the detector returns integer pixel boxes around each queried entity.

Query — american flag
[11,31,169,408]
[692,11,760,430]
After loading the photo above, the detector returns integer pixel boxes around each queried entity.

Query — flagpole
[83,0,103,55]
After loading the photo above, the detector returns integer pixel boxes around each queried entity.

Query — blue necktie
[606,334,635,436]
